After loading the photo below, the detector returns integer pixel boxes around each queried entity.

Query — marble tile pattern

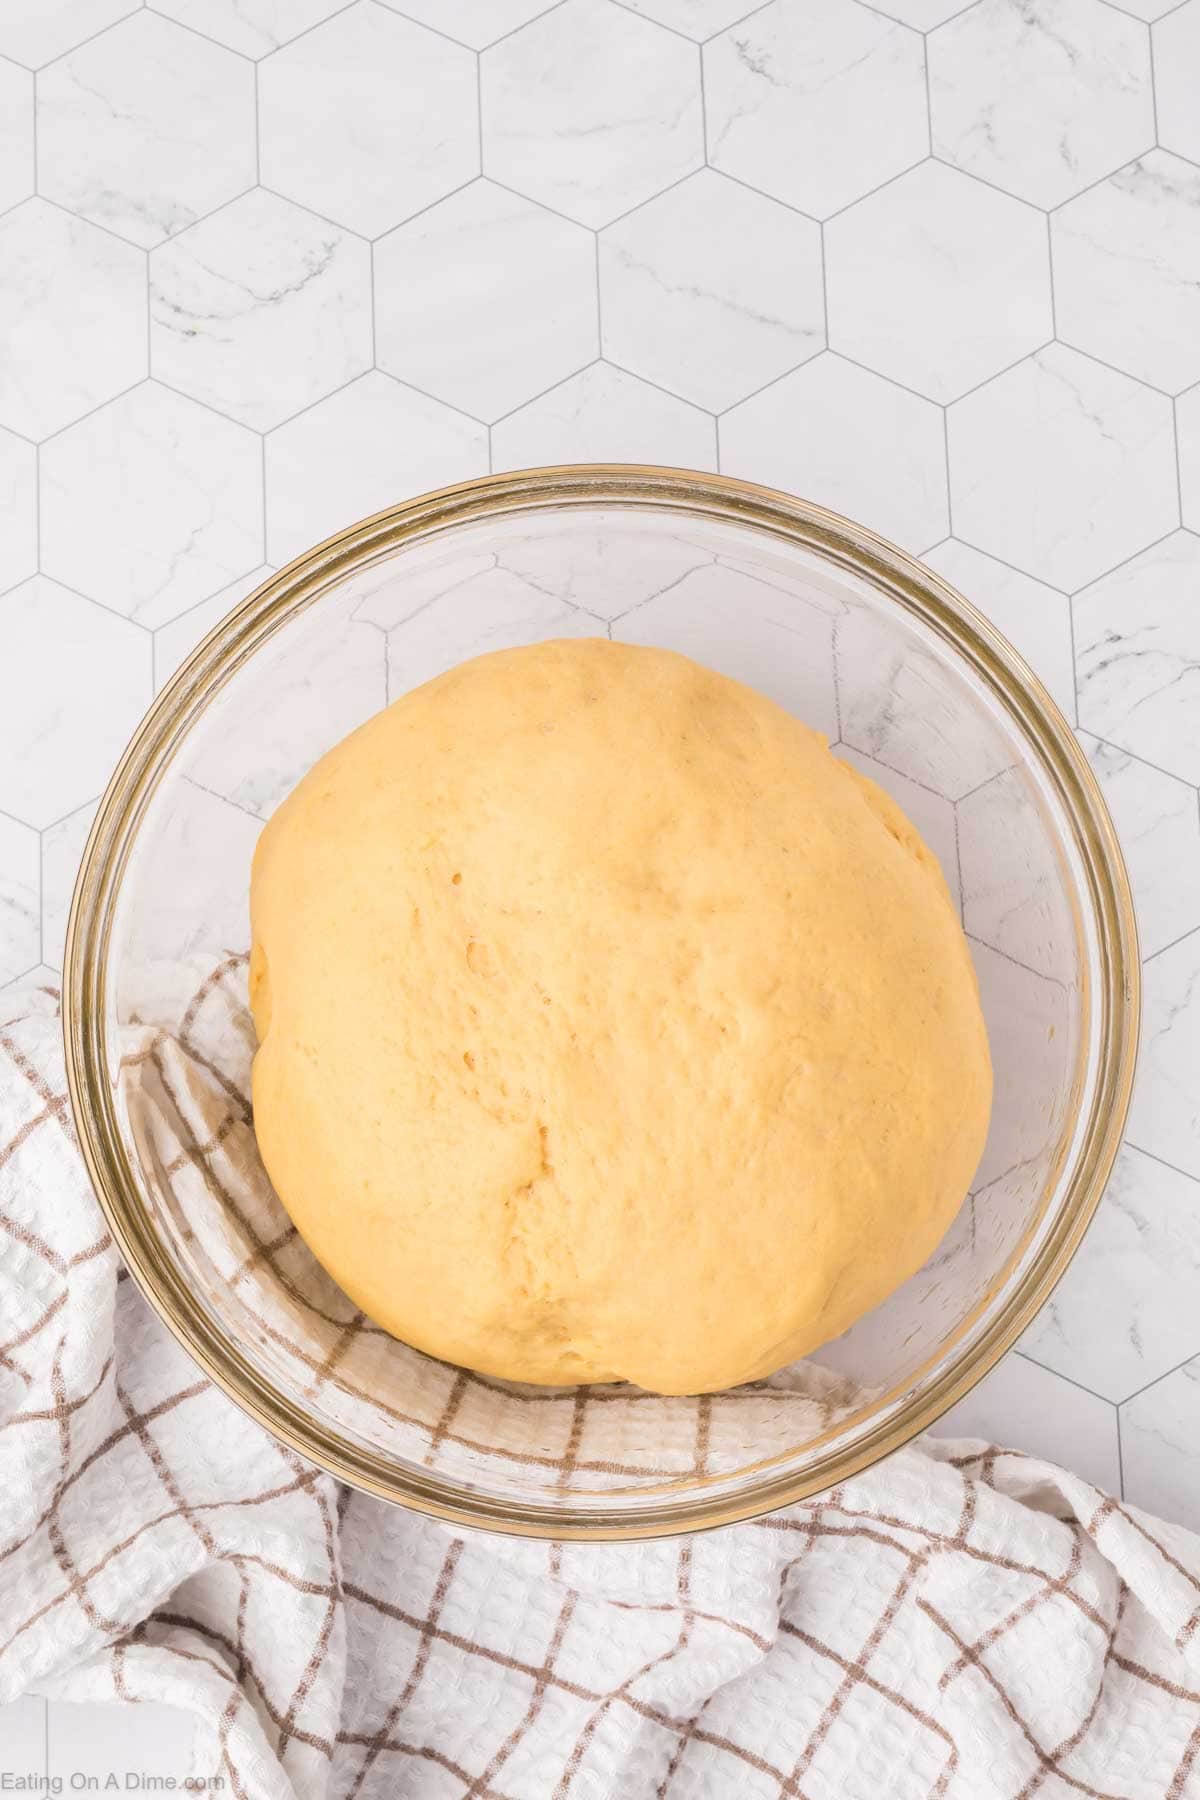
[3,0,1200,1764]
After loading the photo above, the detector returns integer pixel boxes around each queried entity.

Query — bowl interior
[83,484,1124,1535]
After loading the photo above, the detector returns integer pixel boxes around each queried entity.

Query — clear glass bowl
[64,467,1138,1540]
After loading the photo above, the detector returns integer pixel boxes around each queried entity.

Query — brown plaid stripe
[1,1461,325,1666]
[346,1541,464,1798]
[916,1597,1128,1800]
[150,1612,336,1759]
[275,1464,342,1759]
[1170,1720,1200,1800]
[117,953,852,1512]
[1013,1588,1129,1800]
[463,1591,578,1800]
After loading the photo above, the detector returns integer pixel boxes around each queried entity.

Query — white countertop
[2,0,1199,1782]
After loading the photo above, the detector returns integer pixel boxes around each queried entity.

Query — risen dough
[250,638,991,1396]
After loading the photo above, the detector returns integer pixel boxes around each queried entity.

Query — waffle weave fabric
[4,973,1200,1800]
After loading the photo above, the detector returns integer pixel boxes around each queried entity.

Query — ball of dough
[250,638,991,1396]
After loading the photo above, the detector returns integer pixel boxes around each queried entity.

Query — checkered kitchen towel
[6,977,1200,1799]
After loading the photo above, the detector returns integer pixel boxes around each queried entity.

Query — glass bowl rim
[62,463,1140,1541]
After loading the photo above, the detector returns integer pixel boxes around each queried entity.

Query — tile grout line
[1044,212,1058,339]
[1142,922,1200,965]
[1013,1348,1119,1412]
[1116,1408,1126,1500]
[1123,1142,1200,1191]
[592,231,604,364]
[1065,592,1080,727]
[259,433,269,571]
[697,38,709,166]
[1118,1344,1200,1409]
[141,3,259,61]
[693,162,821,227]
[376,0,480,52]
[252,60,261,184]
[473,0,571,53]
[20,3,143,76]
[1088,731,1197,792]
[36,822,44,966]
[700,0,774,45]
[817,219,830,352]
[607,0,695,46]
[367,242,378,368]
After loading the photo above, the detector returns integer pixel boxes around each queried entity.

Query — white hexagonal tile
[480,0,703,228]
[259,3,477,239]
[37,12,255,250]
[704,0,926,220]
[947,345,1177,591]
[599,169,823,412]
[264,372,488,566]
[152,0,351,58]
[934,1352,1119,1493]
[614,561,839,740]
[150,190,372,431]
[0,427,36,596]
[491,362,716,471]
[375,181,597,423]
[1080,734,1200,961]
[153,564,274,692]
[1022,1146,1200,1404]
[0,578,150,827]
[614,0,768,33]
[0,200,146,440]
[0,813,39,986]
[826,163,1052,404]
[1154,0,1200,166]
[1074,533,1200,785]
[1182,384,1200,535]
[0,57,33,213]
[0,0,135,68]
[835,745,959,907]
[929,0,1154,209]
[41,383,263,627]
[721,354,948,554]
[41,799,97,971]
[1128,929,1200,1182]
[1122,1360,1200,1533]
[187,612,385,820]
[922,540,1076,722]
[1052,153,1200,396]
[380,0,562,48]
[388,565,599,695]
[958,766,1076,979]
